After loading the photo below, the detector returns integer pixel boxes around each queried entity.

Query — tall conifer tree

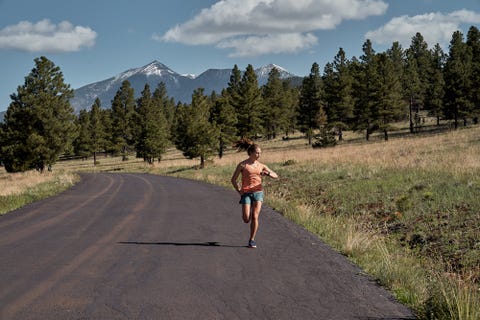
[331,48,355,139]
[262,67,286,139]
[174,89,218,168]
[298,62,324,144]
[403,49,422,133]
[111,80,136,160]
[444,31,473,128]
[235,64,264,138]
[354,40,377,140]
[210,90,237,158]
[408,33,432,107]
[374,53,404,140]
[425,44,446,125]
[467,26,480,122]
[89,98,106,165]
[0,56,76,172]
[136,84,169,163]
[73,109,92,158]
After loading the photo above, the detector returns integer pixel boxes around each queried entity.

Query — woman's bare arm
[231,162,243,193]
[262,165,278,179]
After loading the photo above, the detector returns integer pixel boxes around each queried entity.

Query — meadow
[1,124,479,319]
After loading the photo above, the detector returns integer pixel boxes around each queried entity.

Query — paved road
[0,173,415,319]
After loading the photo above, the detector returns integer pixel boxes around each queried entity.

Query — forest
[0,25,479,173]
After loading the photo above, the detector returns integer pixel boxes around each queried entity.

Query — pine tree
[235,64,264,138]
[153,82,175,132]
[322,62,336,127]
[408,33,432,106]
[174,88,218,168]
[298,62,325,144]
[73,109,92,159]
[353,40,378,140]
[136,84,170,163]
[0,56,76,172]
[111,80,136,160]
[331,48,355,139]
[467,26,480,123]
[89,98,106,165]
[227,64,242,97]
[262,67,286,139]
[403,49,422,133]
[210,90,237,158]
[425,44,446,125]
[387,42,405,80]
[100,108,114,156]
[444,31,473,129]
[374,53,404,140]
[280,80,299,138]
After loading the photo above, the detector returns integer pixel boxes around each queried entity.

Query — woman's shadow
[118,241,246,248]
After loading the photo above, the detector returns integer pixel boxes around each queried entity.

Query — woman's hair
[234,138,259,155]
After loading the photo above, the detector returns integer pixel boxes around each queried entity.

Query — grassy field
[0,169,79,214]
[1,125,479,319]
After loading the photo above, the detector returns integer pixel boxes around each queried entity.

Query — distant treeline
[1,26,479,172]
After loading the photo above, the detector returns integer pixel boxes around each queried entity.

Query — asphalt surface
[0,173,415,319]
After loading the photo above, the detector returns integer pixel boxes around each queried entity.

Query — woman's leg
[242,204,251,223]
[249,201,262,241]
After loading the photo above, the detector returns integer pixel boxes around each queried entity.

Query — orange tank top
[241,162,263,192]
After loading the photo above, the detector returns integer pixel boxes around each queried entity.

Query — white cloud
[0,19,97,52]
[366,9,480,48]
[159,0,388,57]
[217,32,318,57]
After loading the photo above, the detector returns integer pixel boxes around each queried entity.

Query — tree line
[1,26,479,172]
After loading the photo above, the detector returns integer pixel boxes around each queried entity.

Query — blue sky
[1,0,479,112]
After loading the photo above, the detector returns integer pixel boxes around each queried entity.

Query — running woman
[231,139,278,248]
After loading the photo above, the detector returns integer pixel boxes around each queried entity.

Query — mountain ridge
[70,61,301,112]
[0,61,302,120]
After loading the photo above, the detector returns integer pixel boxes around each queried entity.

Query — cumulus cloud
[217,32,318,57]
[159,0,388,57]
[0,19,97,52]
[366,9,480,48]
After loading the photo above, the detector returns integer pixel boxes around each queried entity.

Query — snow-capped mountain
[256,64,292,82]
[70,61,299,112]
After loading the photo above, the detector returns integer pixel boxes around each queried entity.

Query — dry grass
[49,126,480,177]
[0,169,61,196]
[258,130,480,173]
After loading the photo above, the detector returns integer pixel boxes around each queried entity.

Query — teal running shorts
[239,191,264,204]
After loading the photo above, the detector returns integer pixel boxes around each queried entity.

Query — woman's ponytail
[234,138,258,155]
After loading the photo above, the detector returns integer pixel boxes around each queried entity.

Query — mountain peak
[264,63,286,71]
[255,63,294,79]
[138,60,178,77]
[115,60,177,81]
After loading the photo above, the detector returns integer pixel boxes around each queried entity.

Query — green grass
[0,171,79,215]
[157,151,480,319]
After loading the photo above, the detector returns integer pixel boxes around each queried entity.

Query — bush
[312,129,337,148]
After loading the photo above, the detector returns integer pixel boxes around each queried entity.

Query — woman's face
[249,147,261,160]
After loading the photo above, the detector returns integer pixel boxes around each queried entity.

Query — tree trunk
[218,139,224,159]
[93,152,97,166]
[409,96,414,134]
[307,128,313,145]
[454,106,458,129]
[384,129,389,141]
[366,121,370,141]
[200,156,205,169]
